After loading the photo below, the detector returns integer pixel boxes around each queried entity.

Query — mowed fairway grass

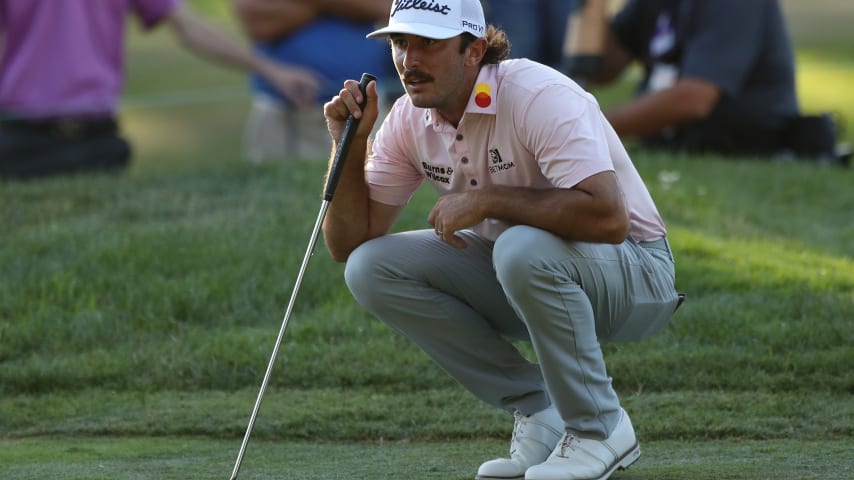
[2,6,853,480]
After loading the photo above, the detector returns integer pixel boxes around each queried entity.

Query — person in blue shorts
[233,0,392,162]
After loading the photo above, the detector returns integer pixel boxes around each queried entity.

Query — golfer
[322,1,681,479]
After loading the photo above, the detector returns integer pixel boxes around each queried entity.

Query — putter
[228,72,377,480]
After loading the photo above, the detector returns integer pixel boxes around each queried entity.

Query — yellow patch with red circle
[475,83,492,108]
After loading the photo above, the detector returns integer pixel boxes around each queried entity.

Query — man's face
[389,33,473,113]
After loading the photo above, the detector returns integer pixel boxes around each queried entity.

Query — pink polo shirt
[368,58,666,243]
[0,0,179,119]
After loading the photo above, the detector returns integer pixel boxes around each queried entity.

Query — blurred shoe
[524,408,640,480]
[476,405,564,480]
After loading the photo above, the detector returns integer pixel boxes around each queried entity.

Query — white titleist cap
[367,0,486,40]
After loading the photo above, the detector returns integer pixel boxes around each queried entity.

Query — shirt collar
[423,64,500,128]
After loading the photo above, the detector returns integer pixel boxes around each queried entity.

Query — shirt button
[470,179,478,186]
[461,156,469,164]
[456,134,464,141]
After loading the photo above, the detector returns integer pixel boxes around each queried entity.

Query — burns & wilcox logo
[422,161,452,184]
[392,0,452,17]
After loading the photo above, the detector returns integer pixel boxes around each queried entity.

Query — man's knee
[493,225,550,294]
[343,240,387,306]
[493,225,609,301]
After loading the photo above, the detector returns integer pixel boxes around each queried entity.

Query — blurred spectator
[232,0,392,162]
[482,0,579,69]
[0,0,322,180]
[589,0,847,164]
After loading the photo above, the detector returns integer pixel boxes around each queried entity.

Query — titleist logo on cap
[366,0,486,39]
[392,0,452,17]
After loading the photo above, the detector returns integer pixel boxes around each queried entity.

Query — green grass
[1,7,853,480]
[2,437,852,480]
[3,156,851,397]
[2,152,852,479]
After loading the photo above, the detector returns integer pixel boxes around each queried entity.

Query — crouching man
[321,1,681,479]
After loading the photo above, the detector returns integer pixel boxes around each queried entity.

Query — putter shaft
[228,73,376,480]
[229,201,329,480]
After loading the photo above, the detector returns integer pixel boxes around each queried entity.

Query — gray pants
[344,226,679,439]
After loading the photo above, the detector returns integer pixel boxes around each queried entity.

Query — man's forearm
[168,4,271,71]
[605,78,720,137]
[477,177,629,244]
[322,137,374,262]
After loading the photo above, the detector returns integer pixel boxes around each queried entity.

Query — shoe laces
[509,410,528,455]
[555,433,579,458]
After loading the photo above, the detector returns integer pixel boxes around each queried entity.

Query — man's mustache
[402,70,434,83]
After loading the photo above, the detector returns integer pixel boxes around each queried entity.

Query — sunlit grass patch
[671,227,854,293]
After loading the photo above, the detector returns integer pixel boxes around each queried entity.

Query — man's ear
[465,37,488,66]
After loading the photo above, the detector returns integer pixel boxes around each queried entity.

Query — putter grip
[324,72,377,201]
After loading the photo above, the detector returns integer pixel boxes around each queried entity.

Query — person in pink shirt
[0,0,320,179]
[322,1,682,479]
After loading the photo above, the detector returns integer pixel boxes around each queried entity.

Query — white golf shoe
[524,408,640,480]
[476,405,564,480]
